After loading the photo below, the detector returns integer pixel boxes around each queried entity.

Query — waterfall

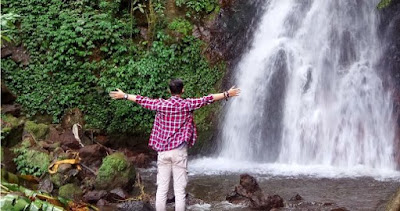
[217,0,397,170]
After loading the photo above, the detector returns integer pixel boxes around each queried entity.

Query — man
[109,79,240,211]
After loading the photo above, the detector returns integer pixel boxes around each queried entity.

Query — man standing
[109,79,240,211]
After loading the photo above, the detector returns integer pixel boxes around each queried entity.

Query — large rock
[59,183,83,200]
[116,201,154,211]
[1,41,30,65]
[24,120,49,140]
[61,108,85,130]
[95,152,136,191]
[83,190,108,203]
[60,130,81,150]
[1,104,22,117]
[79,144,107,168]
[226,174,284,210]
[1,114,24,147]
[1,82,17,104]
[387,188,400,211]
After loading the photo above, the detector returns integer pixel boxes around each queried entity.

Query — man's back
[136,95,214,151]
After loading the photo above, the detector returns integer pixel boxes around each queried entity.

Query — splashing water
[203,0,398,176]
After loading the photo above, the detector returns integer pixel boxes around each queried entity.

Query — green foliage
[377,0,392,9]
[175,0,218,16]
[24,120,49,140]
[168,18,193,36]
[58,184,82,199]
[1,114,21,140]
[12,141,50,177]
[96,152,135,190]
[0,13,20,43]
[2,0,223,135]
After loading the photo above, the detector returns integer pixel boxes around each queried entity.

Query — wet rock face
[226,174,284,210]
[210,0,265,66]
[379,1,400,169]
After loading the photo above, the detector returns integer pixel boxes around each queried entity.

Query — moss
[50,173,64,188]
[1,114,25,147]
[1,146,3,162]
[2,114,20,127]
[24,120,49,140]
[58,183,83,199]
[95,152,135,190]
[13,146,50,177]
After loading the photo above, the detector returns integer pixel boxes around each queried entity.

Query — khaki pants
[156,145,188,211]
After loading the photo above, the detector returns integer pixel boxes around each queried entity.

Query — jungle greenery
[1,0,223,134]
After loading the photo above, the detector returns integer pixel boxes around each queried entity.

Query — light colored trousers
[156,145,188,211]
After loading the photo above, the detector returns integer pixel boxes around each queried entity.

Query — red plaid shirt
[136,95,214,152]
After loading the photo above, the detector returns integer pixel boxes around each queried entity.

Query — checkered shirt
[136,95,214,152]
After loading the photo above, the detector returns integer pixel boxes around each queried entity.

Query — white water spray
[215,0,397,171]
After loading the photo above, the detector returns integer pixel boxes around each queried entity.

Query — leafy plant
[175,0,218,17]
[168,18,193,36]
[0,13,20,43]
[377,0,393,9]
[12,141,50,177]
[2,0,223,135]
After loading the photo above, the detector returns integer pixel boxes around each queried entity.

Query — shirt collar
[171,95,182,99]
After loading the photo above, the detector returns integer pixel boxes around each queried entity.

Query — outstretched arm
[109,89,137,102]
[212,86,241,101]
[109,89,161,111]
[186,86,241,111]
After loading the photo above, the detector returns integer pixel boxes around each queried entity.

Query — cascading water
[214,0,398,172]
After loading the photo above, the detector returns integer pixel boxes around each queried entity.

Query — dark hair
[169,79,184,95]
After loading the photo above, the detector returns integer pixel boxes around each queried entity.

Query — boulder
[116,201,154,211]
[60,130,81,150]
[1,42,30,65]
[95,153,136,191]
[59,183,83,199]
[38,176,54,193]
[1,82,17,104]
[226,174,284,210]
[1,114,24,147]
[1,104,22,117]
[83,190,108,203]
[79,144,107,168]
[387,188,400,211]
[24,120,49,140]
[47,125,63,143]
[106,187,129,202]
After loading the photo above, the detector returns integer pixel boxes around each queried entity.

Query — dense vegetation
[2,0,223,134]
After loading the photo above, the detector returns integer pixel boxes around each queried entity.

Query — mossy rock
[13,144,51,177]
[1,114,25,147]
[95,152,135,190]
[387,188,400,211]
[24,120,49,140]
[50,173,64,188]
[58,183,83,199]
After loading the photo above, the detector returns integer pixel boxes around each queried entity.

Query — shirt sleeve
[186,95,214,111]
[136,95,162,111]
